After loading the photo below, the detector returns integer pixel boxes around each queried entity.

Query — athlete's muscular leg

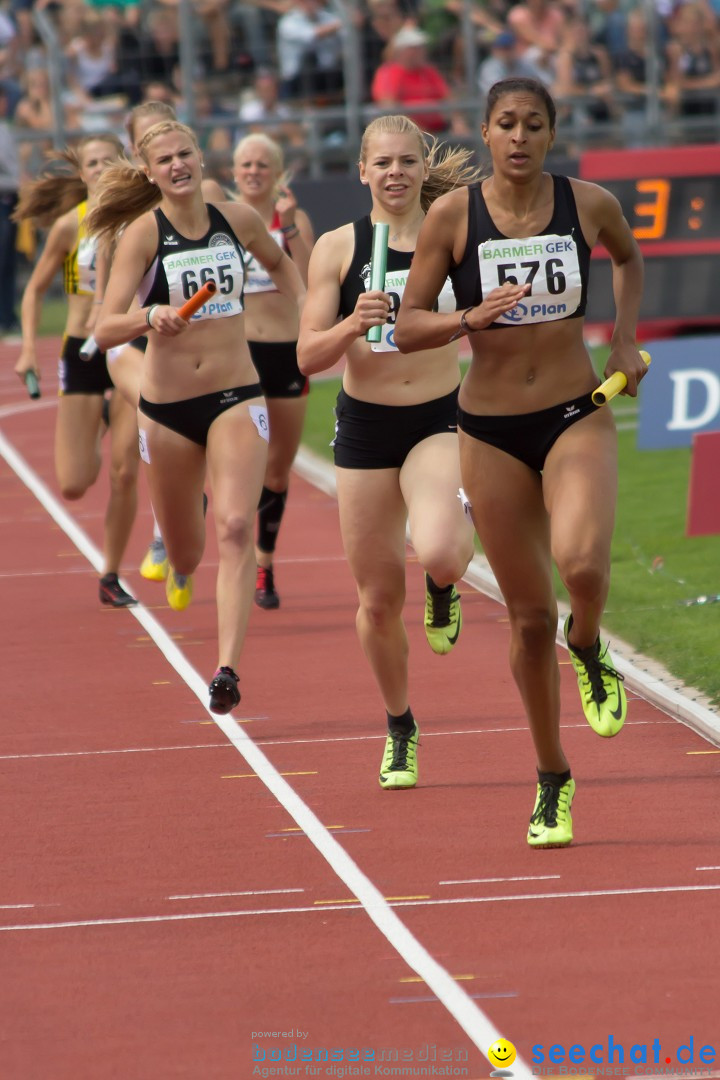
[459,431,568,774]
[336,466,410,717]
[207,401,268,670]
[138,413,207,575]
[544,409,618,651]
[103,390,140,575]
[401,432,474,585]
[54,394,104,499]
[255,394,308,568]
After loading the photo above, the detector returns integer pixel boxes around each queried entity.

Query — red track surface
[1,341,719,1080]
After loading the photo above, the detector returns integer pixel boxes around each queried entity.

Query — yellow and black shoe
[424,574,462,655]
[527,773,575,848]
[166,568,193,611]
[379,724,420,790]
[564,615,626,737]
[140,538,169,582]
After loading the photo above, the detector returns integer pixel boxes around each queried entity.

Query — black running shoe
[209,666,241,714]
[99,573,137,607]
[255,565,280,609]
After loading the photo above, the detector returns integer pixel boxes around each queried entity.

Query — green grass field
[302,357,720,708]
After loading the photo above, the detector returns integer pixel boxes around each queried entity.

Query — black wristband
[449,306,479,343]
[460,307,479,333]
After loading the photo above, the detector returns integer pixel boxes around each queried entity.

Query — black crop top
[138,204,246,321]
[339,216,456,351]
[449,174,591,329]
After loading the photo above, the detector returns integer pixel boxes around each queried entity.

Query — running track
[1,341,720,1080]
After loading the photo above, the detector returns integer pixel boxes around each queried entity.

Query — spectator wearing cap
[477,30,550,96]
[371,24,460,132]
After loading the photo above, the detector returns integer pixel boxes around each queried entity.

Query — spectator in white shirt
[276,0,344,100]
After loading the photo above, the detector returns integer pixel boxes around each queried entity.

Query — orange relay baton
[177,279,217,320]
[592,350,651,407]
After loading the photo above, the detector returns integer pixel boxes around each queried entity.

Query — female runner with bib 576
[395,78,647,848]
[91,121,306,714]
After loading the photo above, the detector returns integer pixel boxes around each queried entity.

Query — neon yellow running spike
[564,615,627,737]
[140,538,169,582]
[379,725,419,789]
[424,574,462,655]
[527,777,575,848]
[166,568,193,611]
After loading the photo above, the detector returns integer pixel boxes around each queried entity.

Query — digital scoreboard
[580,145,720,330]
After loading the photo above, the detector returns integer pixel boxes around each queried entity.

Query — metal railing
[19,0,720,180]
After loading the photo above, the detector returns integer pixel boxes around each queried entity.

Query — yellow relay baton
[592,350,651,406]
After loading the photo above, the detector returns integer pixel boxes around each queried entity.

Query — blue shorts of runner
[58,335,113,395]
[457,392,597,473]
[333,385,460,470]
[248,339,308,399]
[138,383,263,447]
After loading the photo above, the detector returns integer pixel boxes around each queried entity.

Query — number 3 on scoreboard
[633,178,670,240]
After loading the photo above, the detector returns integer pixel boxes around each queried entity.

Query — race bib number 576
[478,232,582,326]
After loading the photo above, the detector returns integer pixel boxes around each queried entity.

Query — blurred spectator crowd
[2,0,720,188]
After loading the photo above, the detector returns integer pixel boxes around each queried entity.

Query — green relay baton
[366,222,389,345]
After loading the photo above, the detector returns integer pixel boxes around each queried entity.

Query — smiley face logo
[488,1039,517,1073]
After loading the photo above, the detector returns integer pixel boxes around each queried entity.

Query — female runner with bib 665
[395,78,647,847]
[91,121,305,714]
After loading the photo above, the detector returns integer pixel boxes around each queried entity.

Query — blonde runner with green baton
[298,115,484,791]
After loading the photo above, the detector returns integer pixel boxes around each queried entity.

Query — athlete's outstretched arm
[395,190,530,353]
[590,183,645,396]
[94,216,179,348]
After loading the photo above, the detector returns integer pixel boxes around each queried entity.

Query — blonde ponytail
[13,134,124,225]
[85,162,161,243]
[420,135,485,212]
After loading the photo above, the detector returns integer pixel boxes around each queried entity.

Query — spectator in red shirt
[370,25,460,133]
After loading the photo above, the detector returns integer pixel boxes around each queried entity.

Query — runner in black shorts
[99,100,228,596]
[233,133,314,610]
[396,77,647,848]
[14,134,140,608]
[91,120,305,715]
[298,115,481,792]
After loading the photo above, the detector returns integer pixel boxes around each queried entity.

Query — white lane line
[0,744,232,761]
[0,719,673,762]
[439,876,561,886]
[0,429,528,1075]
[696,866,720,871]
[244,719,670,749]
[3,881,719,934]
[0,399,57,420]
[167,889,305,900]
